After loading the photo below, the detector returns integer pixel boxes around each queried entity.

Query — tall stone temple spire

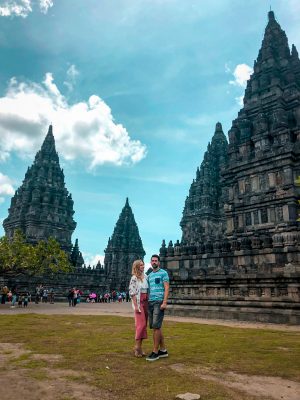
[3,125,76,252]
[181,122,228,244]
[104,198,145,291]
[70,238,84,268]
[224,10,300,238]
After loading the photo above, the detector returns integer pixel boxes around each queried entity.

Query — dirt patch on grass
[170,363,300,400]
[0,343,116,400]
[0,342,31,361]
[31,353,64,362]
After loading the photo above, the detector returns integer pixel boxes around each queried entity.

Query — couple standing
[129,254,169,362]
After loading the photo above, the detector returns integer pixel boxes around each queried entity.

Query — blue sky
[0,0,299,266]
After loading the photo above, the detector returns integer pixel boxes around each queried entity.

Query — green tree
[33,237,72,274]
[0,230,33,275]
[0,230,72,275]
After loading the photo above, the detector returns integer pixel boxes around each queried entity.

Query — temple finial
[215,122,223,132]
[268,10,275,21]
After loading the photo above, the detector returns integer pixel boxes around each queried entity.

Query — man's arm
[160,281,169,310]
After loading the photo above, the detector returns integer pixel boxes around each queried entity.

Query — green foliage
[0,230,72,275]
[0,230,32,274]
[33,237,72,274]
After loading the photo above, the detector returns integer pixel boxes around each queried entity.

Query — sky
[0,0,300,266]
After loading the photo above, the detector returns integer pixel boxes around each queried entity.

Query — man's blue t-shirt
[148,268,169,301]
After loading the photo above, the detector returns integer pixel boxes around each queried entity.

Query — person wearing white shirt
[129,259,149,357]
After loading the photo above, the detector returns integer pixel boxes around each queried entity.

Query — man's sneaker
[146,352,160,362]
[158,349,169,358]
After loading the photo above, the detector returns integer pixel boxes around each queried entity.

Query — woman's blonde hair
[131,259,144,280]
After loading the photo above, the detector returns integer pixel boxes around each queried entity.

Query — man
[146,254,169,362]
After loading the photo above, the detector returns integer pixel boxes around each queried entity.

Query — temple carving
[160,11,300,324]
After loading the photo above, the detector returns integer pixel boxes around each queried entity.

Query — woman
[129,259,148,357]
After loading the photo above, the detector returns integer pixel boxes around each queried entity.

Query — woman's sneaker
[158,349,168,358]
[146,352,159,361]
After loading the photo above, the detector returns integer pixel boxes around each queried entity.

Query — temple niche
[3,125,76,253]
[104,198,145,291]
[160,11,300,324]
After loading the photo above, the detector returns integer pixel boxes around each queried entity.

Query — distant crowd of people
[0,284,56,307]
[94,290,130,303]
[1,284,131,308]
[67,287,130,306]
[1,285,31,308]
[35,284,55,304]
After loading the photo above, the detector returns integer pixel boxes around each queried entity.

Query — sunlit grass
[1,314,300,400]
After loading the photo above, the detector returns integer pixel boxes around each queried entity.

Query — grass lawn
[1,314,300,400]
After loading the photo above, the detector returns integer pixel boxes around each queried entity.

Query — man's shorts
[148,301,165,329]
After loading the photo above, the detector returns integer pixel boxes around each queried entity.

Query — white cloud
[229,63,253,87]
[0,0,31,17]
[64,64,79,92]
[224,63,231,74]
[235,95,244,107]
[0,73,147,169]
[0,172,15,203]
[83,253,105,268]
[67,64,79,80]
[0,0,53,17]
[39,0,53,14]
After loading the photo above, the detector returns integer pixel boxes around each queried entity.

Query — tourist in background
[1,286,9,304]
[67,288,73,306]
[23,292,29,307]
[72,288,79,306]
[35,285,40,304]
[146,254,169,362]
[7,290,12,302]
[18,294,23,307]
[42,288,48,303]
[11,288,18,308]
[49,288,54,304]
[129,259,148,357]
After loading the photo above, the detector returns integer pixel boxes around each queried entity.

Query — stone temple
[3,125,76,253]
[104,198,145,291]
[160,11,300,324]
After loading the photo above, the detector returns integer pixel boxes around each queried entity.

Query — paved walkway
[0,301,299,332]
